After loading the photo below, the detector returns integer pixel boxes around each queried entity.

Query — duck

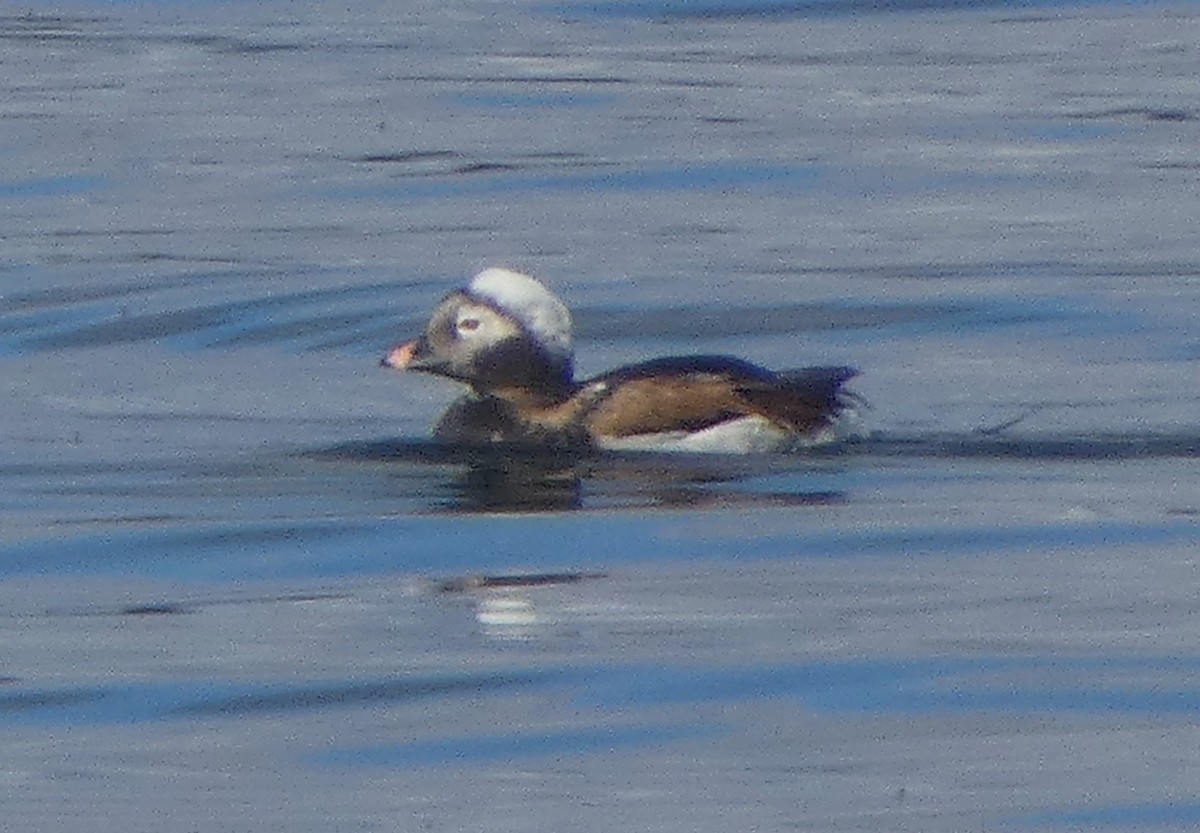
[382,267,859,453]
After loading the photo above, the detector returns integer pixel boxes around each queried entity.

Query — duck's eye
[457,318,481,333]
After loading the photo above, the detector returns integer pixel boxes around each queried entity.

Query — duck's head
[383,268,575,403]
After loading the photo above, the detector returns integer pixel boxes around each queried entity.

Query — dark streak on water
[0,671,554,725]
[312,431,1200,467]
[0,270,1132,354]
[431,571,608,592]
[6,655,1200,730]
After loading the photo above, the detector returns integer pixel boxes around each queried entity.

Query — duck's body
[383,268,859,453]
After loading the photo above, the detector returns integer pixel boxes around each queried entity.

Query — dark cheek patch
[475,338,540,380]
[473,338,571,398]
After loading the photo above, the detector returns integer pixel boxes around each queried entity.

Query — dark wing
[736,365,859,433]
[775,365,859,389]
[588,355,778,387]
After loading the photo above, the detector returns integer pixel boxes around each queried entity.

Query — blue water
[0,175,106,198]
[2,0,1199,830]
[318,723,719,769]
[6,655,1197,729]
[1,500,1196,582]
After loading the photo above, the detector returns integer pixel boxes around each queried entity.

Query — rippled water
[2,0,1199,830]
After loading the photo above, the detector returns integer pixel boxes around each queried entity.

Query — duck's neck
[472,354,594,438]
[485,381,575,411]
[483,384,599,446]
[473,339,576,407]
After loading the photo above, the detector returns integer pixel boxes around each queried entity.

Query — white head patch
[467,268,573,357]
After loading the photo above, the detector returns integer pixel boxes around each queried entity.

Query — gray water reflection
[0,671,552,726]
[2,471,1194,582]
[1016,803,1200,830]
[560,0,1162,19]
[6,653,1199,733]
[12,426,1195,551]
[4,0,1200,831]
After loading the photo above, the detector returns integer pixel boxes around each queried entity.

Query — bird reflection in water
[448,445,584,512]
[438,443,847,514]
[309,438,848,515]
[428,572,606,641]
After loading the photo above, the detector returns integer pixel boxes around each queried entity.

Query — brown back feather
[584,376,747,438]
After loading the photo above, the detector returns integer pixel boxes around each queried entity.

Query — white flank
[468,268,572,357]
[596,416,794,454]
[596,409,867,454]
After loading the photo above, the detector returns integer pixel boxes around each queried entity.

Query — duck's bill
[381,340,420,370]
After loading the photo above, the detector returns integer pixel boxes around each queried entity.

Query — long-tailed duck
[383,267,858,453]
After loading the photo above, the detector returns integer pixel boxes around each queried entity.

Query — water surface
[2,0,1199,830]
